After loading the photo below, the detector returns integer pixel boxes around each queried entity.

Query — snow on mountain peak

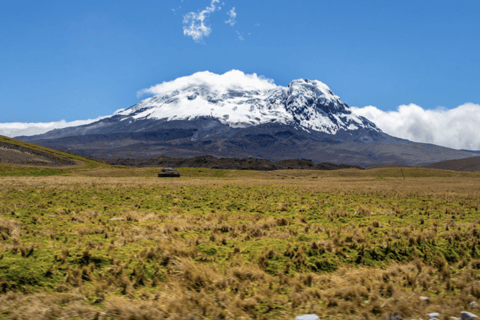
[288,79,337,102]
[119,70,379,134]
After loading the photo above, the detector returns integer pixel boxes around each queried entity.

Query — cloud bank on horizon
[0,119,102,138]
[351,103,480,151]
[0,110,124,139]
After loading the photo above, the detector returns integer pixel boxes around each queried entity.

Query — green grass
[0,165,68,177]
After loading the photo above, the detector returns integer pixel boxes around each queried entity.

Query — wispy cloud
[171,6,182,15]
[225,7,237,26]
[183,0,219,43]
[351,103,480,150]
[236,31,244,41]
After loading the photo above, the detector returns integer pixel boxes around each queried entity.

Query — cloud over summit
[137,70,276,97]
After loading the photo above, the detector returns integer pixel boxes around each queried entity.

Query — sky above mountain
[1,0,479,149]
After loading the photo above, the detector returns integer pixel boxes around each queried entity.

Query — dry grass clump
[0,217,22,240]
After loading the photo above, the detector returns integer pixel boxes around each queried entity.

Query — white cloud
[351,103,480,150]
[236,31,244,40]
[225,7,237,26]
[138,70,276,97]
[0,111,120,138]
[183,0,219,43]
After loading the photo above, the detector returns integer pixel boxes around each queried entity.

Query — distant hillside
[0,135,105,167]
[422,156,480,172]
[101,155,364,171]
[360,156,480,172]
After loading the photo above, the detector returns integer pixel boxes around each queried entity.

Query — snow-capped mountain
[118,74,378,134]
[18,70,476,166]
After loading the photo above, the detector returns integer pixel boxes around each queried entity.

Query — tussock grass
[1,167,480,319]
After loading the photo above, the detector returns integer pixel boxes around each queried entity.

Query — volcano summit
[19,70,476,166]
[119,71,378,134]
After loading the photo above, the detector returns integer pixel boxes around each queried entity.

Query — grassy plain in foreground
[1,166,480,319]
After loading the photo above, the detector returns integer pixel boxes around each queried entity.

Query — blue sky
[1,0,480,148]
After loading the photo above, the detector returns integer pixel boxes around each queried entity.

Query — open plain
[1,162,480,320]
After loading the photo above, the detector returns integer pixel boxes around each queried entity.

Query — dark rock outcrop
[158,167,180,177]
[462,312,478,320]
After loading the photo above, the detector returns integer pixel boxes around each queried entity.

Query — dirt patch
[0,141,76,166]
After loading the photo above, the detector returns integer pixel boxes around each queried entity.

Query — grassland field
[1,162,480,320]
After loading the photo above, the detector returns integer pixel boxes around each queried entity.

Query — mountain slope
[17,71,477,166]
